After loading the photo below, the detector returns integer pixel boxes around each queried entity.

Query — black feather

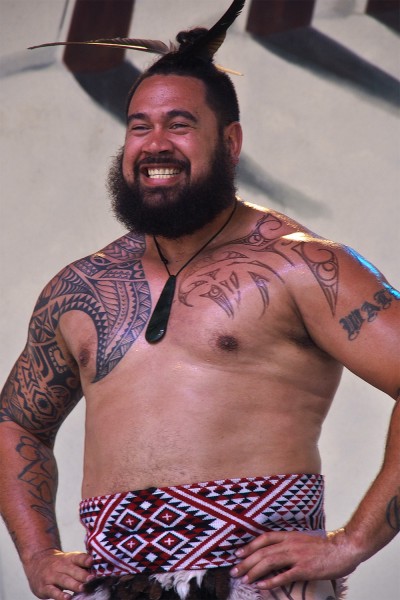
[28,0,246,69]
[179,0,246,61]
[28,37,170,54]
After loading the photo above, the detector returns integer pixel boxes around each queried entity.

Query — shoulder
[34,232,147,307]
[242,200,385,276]
[72,230,147,270]
[282,232,399,344]
[240,201,318,240]
[241,201,398,312]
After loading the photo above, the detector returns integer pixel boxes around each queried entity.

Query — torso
[56,202,343,498]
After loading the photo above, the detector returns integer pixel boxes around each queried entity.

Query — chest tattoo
[179,214,339,317]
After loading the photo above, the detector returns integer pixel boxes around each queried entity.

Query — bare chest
[58,243,317,387]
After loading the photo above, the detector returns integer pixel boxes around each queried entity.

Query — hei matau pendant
[145,275,177,343]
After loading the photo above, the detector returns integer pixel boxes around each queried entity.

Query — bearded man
[0,2,399,600]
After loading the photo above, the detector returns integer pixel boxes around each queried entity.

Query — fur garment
[73,566,347,600]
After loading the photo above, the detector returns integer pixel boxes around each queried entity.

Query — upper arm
[0,275,83,448]
[288,237,400,398]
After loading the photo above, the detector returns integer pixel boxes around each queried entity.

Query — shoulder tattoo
[35,233,151,382]
[0,233,151,444]
[179,214,339,317]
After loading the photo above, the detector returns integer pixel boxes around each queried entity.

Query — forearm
[0,421,61,566]
[231,398,400,589]
[342,396,400,562]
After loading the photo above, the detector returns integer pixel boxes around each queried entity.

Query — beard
[108,138,237,239]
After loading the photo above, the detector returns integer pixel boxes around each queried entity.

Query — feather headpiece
[29,0,246,75]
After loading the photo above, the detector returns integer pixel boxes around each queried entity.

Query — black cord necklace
[145,200,238,343]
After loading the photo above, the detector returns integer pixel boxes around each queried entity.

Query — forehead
[127,74,213,119]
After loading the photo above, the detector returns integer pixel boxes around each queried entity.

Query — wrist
[327,527,366,568]
[22,545,62,568]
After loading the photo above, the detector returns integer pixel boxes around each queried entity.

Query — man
[1,4,399,600]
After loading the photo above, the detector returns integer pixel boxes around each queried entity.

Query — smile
[147,168,181,179]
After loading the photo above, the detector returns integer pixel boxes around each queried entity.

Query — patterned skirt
[74,474,346,599]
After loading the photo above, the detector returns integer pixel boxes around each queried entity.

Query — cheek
[192,149,215,176]
[121,148,135,182]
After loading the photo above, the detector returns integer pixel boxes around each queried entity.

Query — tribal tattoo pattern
[179,213,339,318]
[0,232,150,445]
[16,434,60,535]
[0,233,151,534]
[386,489,400,532]
[35,233,150,383]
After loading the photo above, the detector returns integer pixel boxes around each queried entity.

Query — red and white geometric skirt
[79,473,326,578]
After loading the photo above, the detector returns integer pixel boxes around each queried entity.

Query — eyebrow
[127,109,198,125]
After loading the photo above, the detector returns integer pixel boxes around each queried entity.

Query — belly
[81,377,325,497]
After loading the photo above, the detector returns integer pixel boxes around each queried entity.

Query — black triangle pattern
[80,473,325,577]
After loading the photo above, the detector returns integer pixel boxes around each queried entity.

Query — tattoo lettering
[361,301,381,321]
[340,288,397,340]
[16,435,60,537]
[340,309,365,341]
[374,288,394,308]
[386,492,400,532]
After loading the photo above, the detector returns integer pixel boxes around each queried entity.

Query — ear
[224,122,242,165]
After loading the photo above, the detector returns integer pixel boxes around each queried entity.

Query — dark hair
[125,28,240,130]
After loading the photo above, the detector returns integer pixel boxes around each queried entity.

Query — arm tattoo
[340,287,399,340]
[2,515,19,550]
[36,233,150,382]
[35,233,150,382]
[291,242,338,315]
[16,435,60,537]
[386,491,400,532]
[0,233,151,445]
[0,346,81,446]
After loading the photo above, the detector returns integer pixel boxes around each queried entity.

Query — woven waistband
[80,473,325,577]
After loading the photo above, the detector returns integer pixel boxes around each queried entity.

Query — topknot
[176,28,209,53]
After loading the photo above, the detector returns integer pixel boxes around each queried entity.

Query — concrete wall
[0,1,399,598]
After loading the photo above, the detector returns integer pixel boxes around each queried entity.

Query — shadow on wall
[74,61,141,122]
[251,27,400,114]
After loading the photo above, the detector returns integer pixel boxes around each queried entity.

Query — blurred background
[0,1,399,598]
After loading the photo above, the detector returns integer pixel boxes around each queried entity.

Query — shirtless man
[1,16,399,600]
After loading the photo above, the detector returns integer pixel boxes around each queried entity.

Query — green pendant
[145,275,177,343]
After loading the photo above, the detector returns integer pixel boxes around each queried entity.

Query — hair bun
[176,28,208,50]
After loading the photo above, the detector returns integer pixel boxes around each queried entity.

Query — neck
[145,199,238,343]
[151,200,238,266]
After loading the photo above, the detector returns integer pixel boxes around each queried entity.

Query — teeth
[147,168,180,178]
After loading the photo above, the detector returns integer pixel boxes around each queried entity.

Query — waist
[80,473,325,577]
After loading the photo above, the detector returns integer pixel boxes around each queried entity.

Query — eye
[129,123,150,134]
[170,122,190,131]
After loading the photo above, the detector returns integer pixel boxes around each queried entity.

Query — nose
[142,128,174,155]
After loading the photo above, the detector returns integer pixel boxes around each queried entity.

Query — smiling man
[0,3,399,600]
[112,73,241,240]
